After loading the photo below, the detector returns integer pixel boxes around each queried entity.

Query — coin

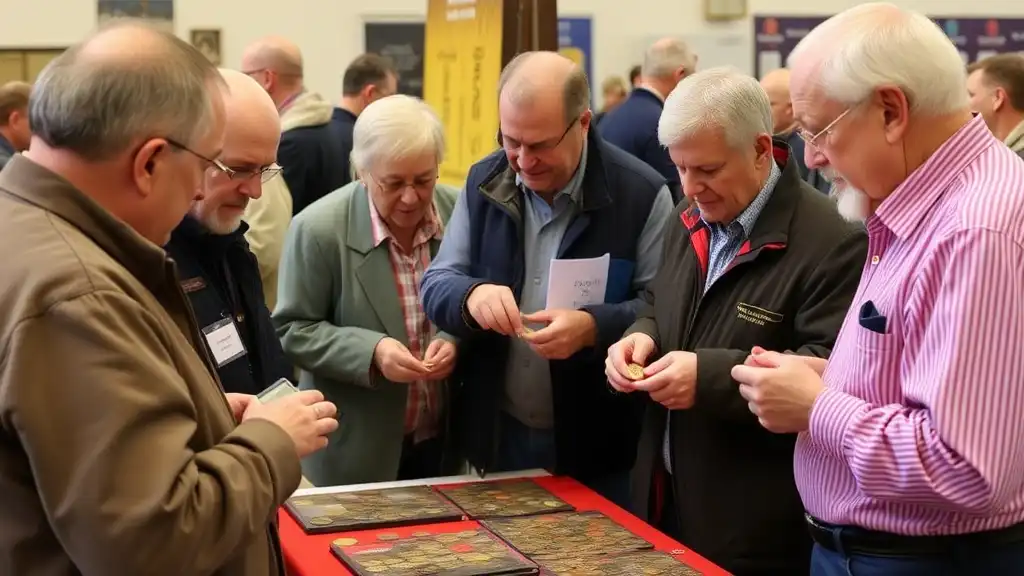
[626,363,645,380]
[290,498,313,506]
[308,516,333,526]
[412,531,431,537]
[377,533,400,541]
[520,326,534,336]
[543,500,562,507]
[333,537,358,546]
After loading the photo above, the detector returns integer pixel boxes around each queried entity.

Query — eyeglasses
[368,173,438,195]
[166,139,283,183]
[497,116,579,154]
[797,108,854,149]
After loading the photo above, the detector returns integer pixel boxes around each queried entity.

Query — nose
[241,176,263,200]
[804,141,826,170]
[680,169,703,197]
[399,184,419,205]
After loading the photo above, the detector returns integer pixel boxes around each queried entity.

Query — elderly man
[0,81,31,168]
[760,68,830,193]
[605,67,865,576]
[331,53,399,185]
[164,69,293,397]
[421,51,674,510]
[967,54,1024,159]
[241,36,347,215]
[275,95,460,486]
[600,37,696,204]
[0,23,338,575]
[732,4,1024,575]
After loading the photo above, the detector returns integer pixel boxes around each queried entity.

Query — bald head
[241,36,303,78]
[219,69,279,136]
[498,51,589,124]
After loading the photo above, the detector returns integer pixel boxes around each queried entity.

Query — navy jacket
[420,132,667,480]
[599,89,682,204]
[784,131,831,194]
[165,216,293,396]
[328,107,356,189]
[278,93,349,216]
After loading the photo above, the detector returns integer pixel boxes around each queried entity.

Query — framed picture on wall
[190,29,222,66]
[704,0,747,22]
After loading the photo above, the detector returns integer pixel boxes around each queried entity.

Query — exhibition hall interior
[2,0,1024,575]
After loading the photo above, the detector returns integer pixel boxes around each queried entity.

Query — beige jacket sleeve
[243,173,293,311]
[0,290,300,575]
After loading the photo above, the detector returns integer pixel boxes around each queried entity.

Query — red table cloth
[278,474,729,575]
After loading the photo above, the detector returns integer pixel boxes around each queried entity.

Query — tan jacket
[243,173,292,311]
[0,156,301,576]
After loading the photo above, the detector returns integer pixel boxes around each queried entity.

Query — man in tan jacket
[0,23,338,576]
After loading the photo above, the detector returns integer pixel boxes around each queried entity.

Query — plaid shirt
[368,200,443,442]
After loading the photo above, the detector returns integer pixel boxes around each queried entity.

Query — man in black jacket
[330,53,397,186]
[606,68,867,575]
[165,68,293,396]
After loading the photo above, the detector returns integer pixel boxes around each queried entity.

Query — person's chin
[834,184,871,223]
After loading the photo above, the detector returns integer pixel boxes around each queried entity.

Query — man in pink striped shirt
[732,3,1024,575]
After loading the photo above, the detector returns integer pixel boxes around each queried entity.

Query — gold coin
[412,531,431,537]
[626,363,645,380]
[376,533,400,541]
[543,500,562,507]
[333,537,359,546]
[520,326,534,335]
[290,498,314,506]
[308,516,333,526]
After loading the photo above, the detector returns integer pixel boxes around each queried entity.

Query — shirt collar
[515,141,589,204]
[368,194,443,250]
[1004,119,1024,153]
[705,159,782,237]
[874,115,993,240]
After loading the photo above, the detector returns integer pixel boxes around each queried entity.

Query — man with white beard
[819,166,871,222]
[165,69,294,397]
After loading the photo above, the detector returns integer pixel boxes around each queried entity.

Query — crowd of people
[1,2,1024,575]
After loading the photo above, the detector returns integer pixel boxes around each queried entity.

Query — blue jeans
[811,539,1024,576]
[495,412,634,512]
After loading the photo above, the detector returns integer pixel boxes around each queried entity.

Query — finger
[748,401,762,417]
[315,418,339,436]
[632,338,655,364]
[750,350,786,368]
[475,304,496,331]
[631,371,672,393]
[485,301,515,335]
[424,339,445,361]
[605,360,635,392]
[523,323,558,345]
[608,343,633,375]
[498,291,523,334]
[751,345,768,355]
[292,389,325,405]
[642,354,673,376]
[311,401,337,419]
[397,356,431,375]
[730,364,766,385]
[649,384,676,403]
[521,310,553,324]
[738,383,758,403]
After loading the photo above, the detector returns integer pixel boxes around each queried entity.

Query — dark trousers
[396,435,444,481]
[811,537,1024,575]
[495,412,633,512]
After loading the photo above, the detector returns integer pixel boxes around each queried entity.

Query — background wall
[4,0,1023,103]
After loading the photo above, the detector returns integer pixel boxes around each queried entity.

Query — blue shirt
[427,146,674,429]
[664,160,782,471]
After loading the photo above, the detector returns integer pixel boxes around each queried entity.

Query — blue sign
[557,17,594,104]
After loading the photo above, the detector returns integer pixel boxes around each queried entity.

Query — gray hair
[642,38,697,79]
[658,67,773,150]
[498,51,591,125]
[30,21,224,162]
[788,3,967,115]
[351,94,445,174]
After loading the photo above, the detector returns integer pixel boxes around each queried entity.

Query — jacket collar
[169,214,249,253]
[1005,119,1024,154]
[681,137,803,250]
[345,181,447,255]
[332,107,358,124]
[0,134,14,156]
[477,129,614,221]
[0,155,172,290]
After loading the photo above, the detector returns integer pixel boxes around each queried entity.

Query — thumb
[751,345,769,355]
[631,336,655,364]
[521,310,554,324]
[643,353,672,376]
[751,350,786,368]
[730,363,762,385]
[424,338,444,359]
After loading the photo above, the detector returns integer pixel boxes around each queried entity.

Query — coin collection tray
[437,479,574,519]
[285,486,464,534]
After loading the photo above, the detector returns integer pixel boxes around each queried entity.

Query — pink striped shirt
[794,116,1024,535]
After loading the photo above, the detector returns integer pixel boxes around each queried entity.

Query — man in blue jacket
[420,51,674,509]
[600,37,695,205]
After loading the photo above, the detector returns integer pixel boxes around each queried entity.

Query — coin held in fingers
[625,363,645,380]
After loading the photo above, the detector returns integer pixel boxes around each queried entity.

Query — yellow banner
[423,0,504,187]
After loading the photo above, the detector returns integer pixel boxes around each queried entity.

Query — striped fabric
[794,116,1024,535]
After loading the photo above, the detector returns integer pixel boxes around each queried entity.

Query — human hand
[605,333,657,393]
[731,350,825,433]
[242,389,339,458]
[225,393,257,423]
[465,284,523,336]
[373,337,431,383]
[631,351,698,410]
[520,309,597,360]
[422,337,457,381]
[744,346,828,376]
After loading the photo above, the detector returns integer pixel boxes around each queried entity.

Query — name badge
[202,318,247,367]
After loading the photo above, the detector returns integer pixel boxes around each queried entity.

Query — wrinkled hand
[466,284,523,336]
[732,350,825,433]
[521,309,597,360]
[744,346,828,376]
[243,389,338,458]
[605,333,657,392]
[225,393,257,423]
[631,351,698,410]
[374,337,431,383]
[422,337,457,380]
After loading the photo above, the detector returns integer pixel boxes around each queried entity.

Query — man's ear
[133,138,167,197]
[993,87,1007,113]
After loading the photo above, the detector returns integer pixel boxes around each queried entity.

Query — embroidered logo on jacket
[736,303,783,326]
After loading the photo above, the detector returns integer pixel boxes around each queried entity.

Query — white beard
[821,167,870,223]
